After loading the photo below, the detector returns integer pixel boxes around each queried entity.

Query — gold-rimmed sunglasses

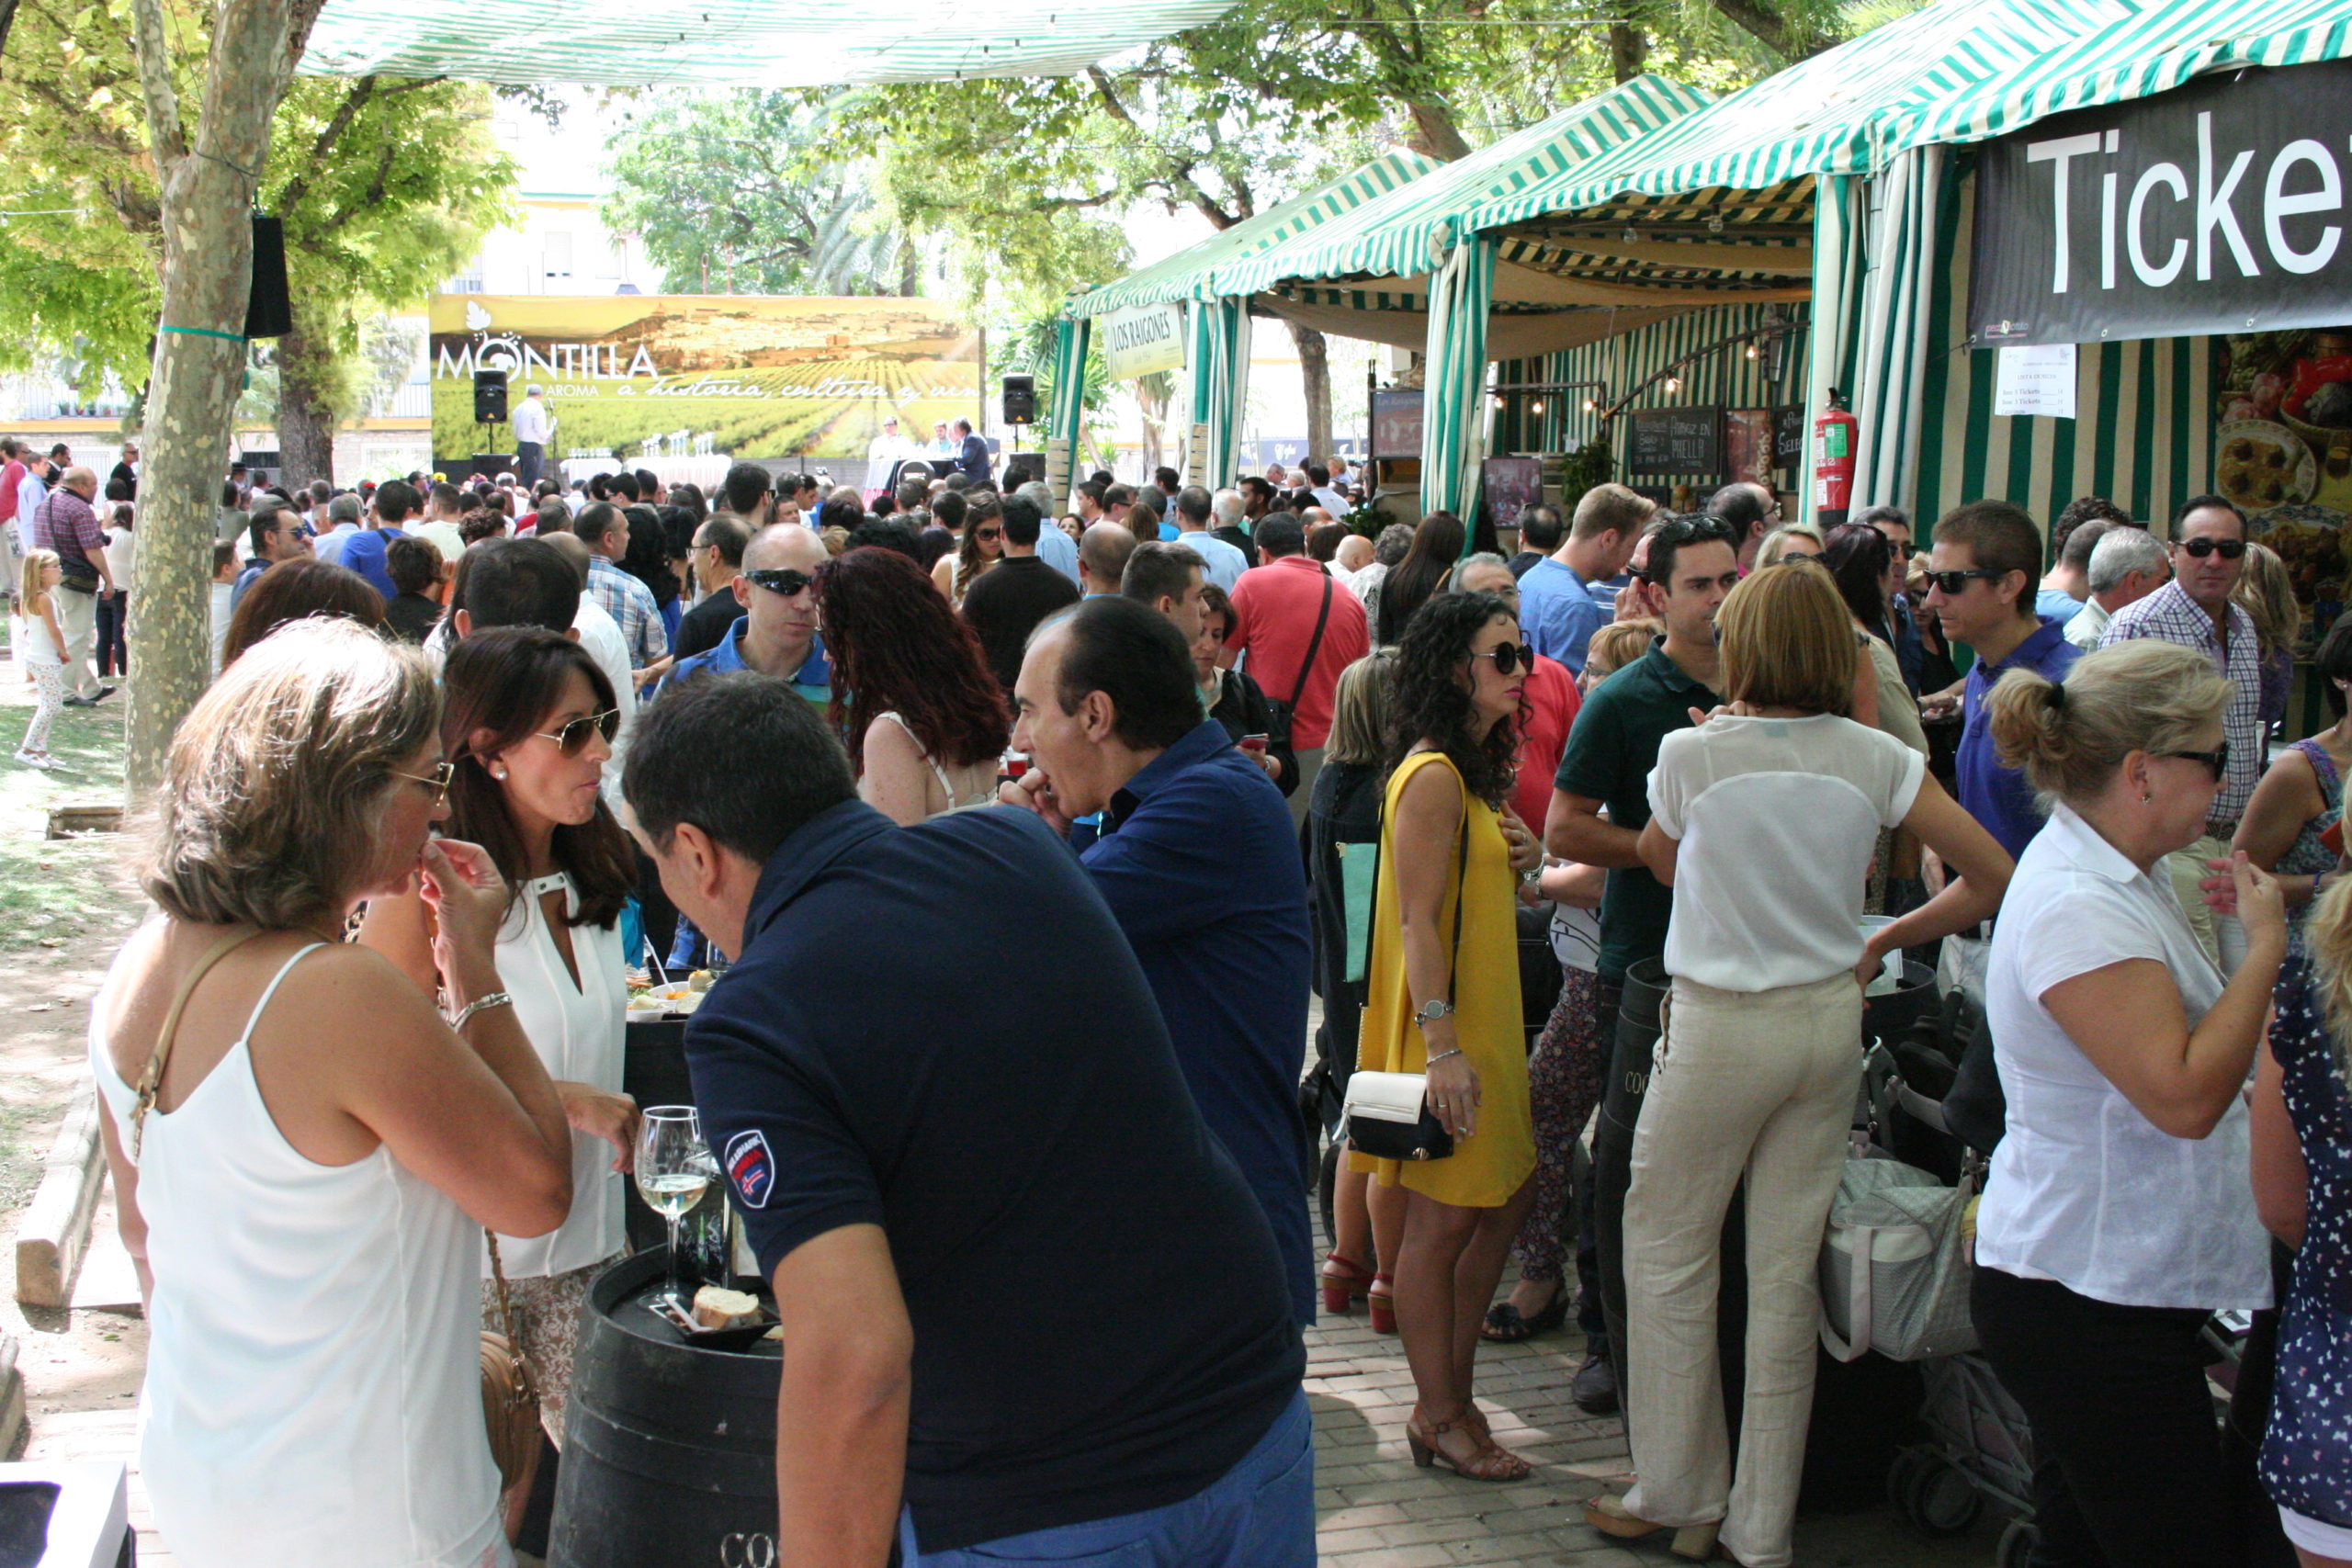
[535,708,621,756]
[392,761,455,802]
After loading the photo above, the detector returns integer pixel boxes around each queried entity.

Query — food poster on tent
[1724,409,1774,486]
[428,295,981,466]
[2218,327,2352,643]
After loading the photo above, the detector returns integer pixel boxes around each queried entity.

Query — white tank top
[90,942,509,1568]
[488,874,626,1279]
[876,711,1001,817]
[20,599,59,665]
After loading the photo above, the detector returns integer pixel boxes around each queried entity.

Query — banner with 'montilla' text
[1971,59,2352,348]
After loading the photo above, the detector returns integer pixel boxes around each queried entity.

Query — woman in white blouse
[1973,638,2282,1568]
[362,626,642,1522]
[1589,564,2009,1568]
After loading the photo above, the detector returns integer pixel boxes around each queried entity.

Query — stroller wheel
[1996,1517,2041,1568]
[1902,1456,1983,1539]
[1885,1446,1931,1515]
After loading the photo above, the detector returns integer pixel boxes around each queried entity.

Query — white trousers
[1621,971,1861,1568]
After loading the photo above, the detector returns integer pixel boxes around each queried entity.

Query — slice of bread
[692,1284,763,1330]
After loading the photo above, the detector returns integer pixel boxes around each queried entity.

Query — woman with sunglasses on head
[1964,639,2284,1568]
[815,545,1011,824]
[1351,592,1545,1482]
[1588,565,2008,1567]
[931,493,1004,607]
[358,626,640,1527]
[91,620,571,1568]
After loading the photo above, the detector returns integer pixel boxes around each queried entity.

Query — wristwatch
[1413,998,1454,1027]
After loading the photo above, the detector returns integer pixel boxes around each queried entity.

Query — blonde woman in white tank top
[90,622,571,1568]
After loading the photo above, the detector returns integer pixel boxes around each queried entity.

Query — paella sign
[428,294,980,463]
[1970,59,2352,347]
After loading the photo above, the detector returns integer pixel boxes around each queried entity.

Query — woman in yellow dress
[1353,589,1544,1481]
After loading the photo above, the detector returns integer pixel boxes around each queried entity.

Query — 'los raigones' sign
[1970,59,2352,347]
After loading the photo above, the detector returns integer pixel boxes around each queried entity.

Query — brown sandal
[1407,1407,1531,1483]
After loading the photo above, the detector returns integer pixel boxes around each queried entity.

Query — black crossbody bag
[1262,571,1334,750]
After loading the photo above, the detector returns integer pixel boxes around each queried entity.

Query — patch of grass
[0,678,138,950]
[0,1100,44,1216]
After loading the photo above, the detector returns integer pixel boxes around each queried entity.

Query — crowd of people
[36,433,2352,1568]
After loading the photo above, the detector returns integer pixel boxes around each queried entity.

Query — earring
[2142,792,2153,804]
[492,764,507,781]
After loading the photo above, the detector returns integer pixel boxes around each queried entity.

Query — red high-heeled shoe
[1320,1252,1375,1315]
[1368,1272,1396,1334]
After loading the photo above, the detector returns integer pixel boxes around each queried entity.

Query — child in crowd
[17,548,64,769]
[209,541,238,675]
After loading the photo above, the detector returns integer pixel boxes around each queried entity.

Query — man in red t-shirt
[0,438,25,611]
[1226,513,1370,825]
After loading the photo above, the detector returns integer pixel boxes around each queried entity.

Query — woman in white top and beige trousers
[90,622,572,1568]
[1971,640,2283,1568]
[1587,566,2011,1567]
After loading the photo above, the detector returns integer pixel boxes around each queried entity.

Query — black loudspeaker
[474,369,509,424]
[1001,374,1036,425]
[244,214,292,340]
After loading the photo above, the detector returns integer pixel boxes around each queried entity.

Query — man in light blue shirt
[1518,482,1652,672]
[1014,480,1080,584]
[1170,485,1249,592]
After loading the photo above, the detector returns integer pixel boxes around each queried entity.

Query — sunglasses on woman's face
[535,709,620,757]
[392,761,455,802]
[975,527,1003,543]
[2159,742,2229,783]
[2176,537,2246,559]
[1471,642,1537,677]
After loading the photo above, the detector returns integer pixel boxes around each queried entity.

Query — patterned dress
[2276,739,2345,955]
[2259,959,2352,1532]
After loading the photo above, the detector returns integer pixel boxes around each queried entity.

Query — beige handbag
[481,1230,543,1493]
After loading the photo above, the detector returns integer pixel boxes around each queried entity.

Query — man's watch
[1413,998,1454,1027]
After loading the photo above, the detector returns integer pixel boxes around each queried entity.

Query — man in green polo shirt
[1543,513,1740,1413]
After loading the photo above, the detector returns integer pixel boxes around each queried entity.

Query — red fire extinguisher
[1812,389,1859,517]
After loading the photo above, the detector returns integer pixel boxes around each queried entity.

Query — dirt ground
[0,652,155,1455]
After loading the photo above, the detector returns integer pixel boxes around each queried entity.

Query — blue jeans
[899,1391,1313,1567]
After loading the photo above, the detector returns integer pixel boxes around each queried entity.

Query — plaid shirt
[28,486,106,574]
[2098,579,2262,825]
[587,554,668,669]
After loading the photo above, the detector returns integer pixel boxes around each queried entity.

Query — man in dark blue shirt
[1005,596,1317,1324]
[626,671,1307,1568]
[951,416,992,487]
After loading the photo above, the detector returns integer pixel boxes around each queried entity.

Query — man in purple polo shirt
[1923,500,2080,859]
[28,466,115,705]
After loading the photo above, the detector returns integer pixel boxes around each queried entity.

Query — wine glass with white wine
[636,1105,715,1305]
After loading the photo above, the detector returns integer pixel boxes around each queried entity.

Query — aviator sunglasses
[536,709,621,756]
[2176,537,2246,559]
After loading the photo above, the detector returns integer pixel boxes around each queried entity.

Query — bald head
[1335,534,1374,572]
[1079,521,1138,595]
[60,465,97,498]
[744,522,830,575]
[538,529,594,589]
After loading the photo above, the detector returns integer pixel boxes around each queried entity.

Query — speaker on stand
[1001,374,1036,427]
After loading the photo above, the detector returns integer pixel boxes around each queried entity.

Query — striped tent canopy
[1065,152,1445,319]
[300,0,1241,85]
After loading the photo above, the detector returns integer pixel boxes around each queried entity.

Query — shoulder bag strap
[1286,572,1336,714]
[130,925,264,1156]
[1445,783,1470,1007]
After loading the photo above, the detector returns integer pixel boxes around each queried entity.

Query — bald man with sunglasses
[658,523,832,706]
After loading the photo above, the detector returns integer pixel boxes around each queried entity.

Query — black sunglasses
[975,527,1003,542]
[1925,568,2007,595]
[2159,741,2229,782]
[745,568,813,597]
[1471,642,1538,677]
[535,708,621,757]
[2177,537,2247,559]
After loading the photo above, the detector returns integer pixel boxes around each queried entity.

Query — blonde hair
[1324,650,1396,767]
[2233,540,2302,660]
[1755,523,1826,569]
[141,618,441,931]
[1584,618,1658,682]
[1985,639,2230,810]
[18,548,57,608]
[2304,874,2352,1082]
[1715,562,1855,716]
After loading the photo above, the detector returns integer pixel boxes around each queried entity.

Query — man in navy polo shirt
[658,521,831,705]
[1005,596,1317,1324]
[628,672,1306,1567]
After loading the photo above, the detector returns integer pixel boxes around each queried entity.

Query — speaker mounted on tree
[1001,374,1037,426]
[474,369,509,424]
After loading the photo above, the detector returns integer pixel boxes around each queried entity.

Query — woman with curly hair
[818,544,1012,823]
[1351,590,1545,1481]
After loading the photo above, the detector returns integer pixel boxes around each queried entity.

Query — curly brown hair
[1385,590,1519,808]
[817,546,1011,774]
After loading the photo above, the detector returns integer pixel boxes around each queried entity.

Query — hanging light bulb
[1707,213,1725,234]
[1622,226,1639,244]
[1581,397,1598,412]
[1745,341,1759,360]
[1531,399,1544,414]
[1664,375,1683,393]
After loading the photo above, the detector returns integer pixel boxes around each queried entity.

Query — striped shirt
[2098,580,2262,824]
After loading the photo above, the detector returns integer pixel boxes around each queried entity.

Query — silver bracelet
[1424,1046,1464,1066]
[450,990,514,1031]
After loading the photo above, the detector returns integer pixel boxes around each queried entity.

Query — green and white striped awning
[1471,0,2352,221]
[1065,152,1444,318]
[300,0,1242,85]
[1216,74,1713,296]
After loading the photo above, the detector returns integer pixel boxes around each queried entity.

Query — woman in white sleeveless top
[89,620,572,1568]
[361,627,639,1505]
[816,545,1012,824]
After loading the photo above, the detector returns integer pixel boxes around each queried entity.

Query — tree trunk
[1402,102,1472,162]
[126,0,325,797]
[1287,319,1331,471]
[1609,19,1648,82]
[275,325,337,491]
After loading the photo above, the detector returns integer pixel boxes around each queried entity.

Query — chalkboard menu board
[1772,404,1805,468]
[1372,389,1424,459]
[1628,406,1722,476]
